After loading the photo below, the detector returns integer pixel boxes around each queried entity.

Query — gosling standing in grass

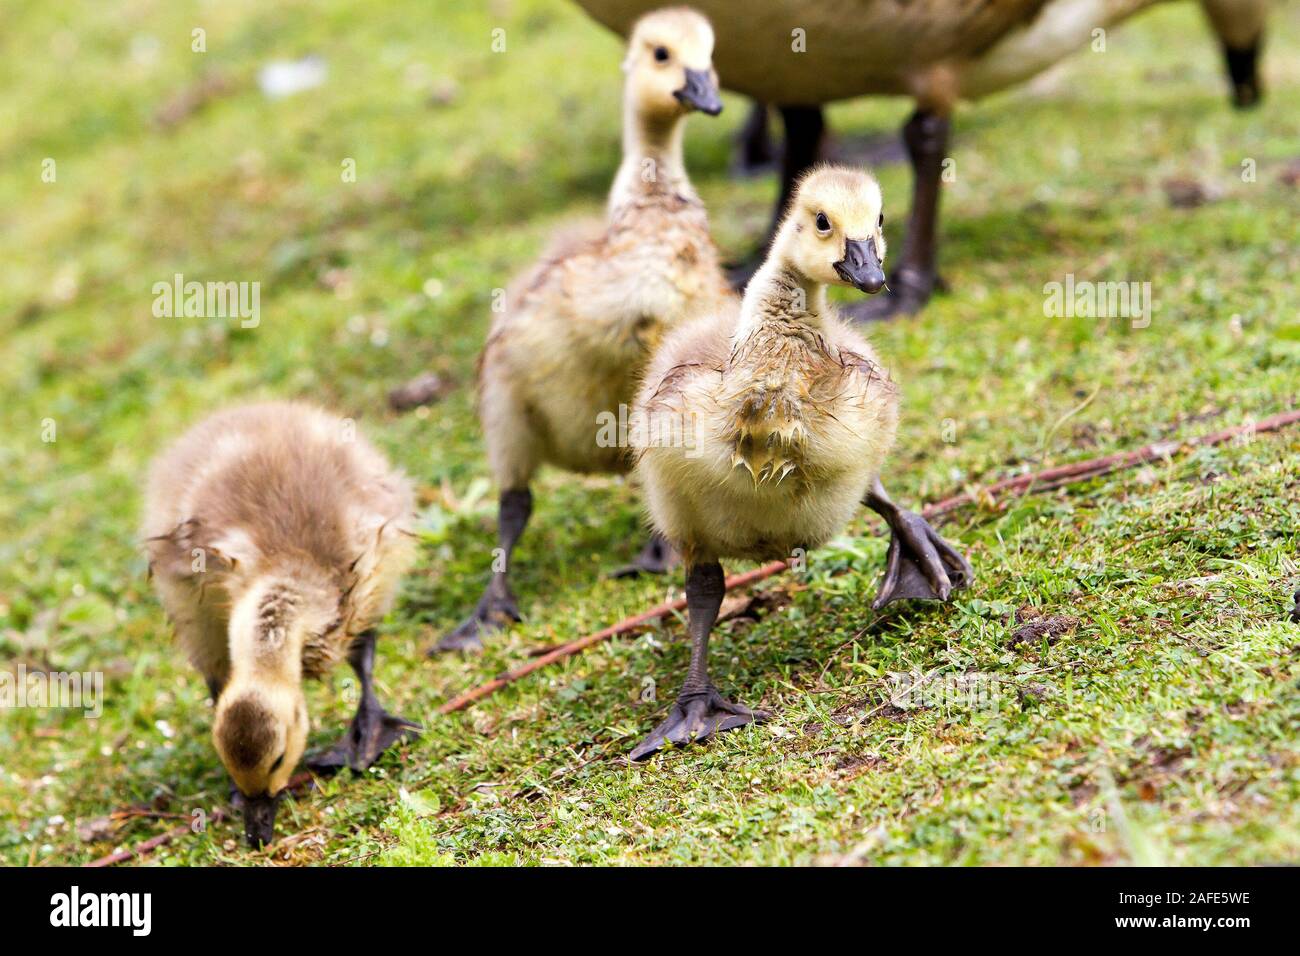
[144,402,418,846]
[629,166,972,758]
[437,7,732,652]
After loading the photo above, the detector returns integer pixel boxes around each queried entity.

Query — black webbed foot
[432,588,520,654]
[1289,587,1299,624]
[873,510,972,609]
[611,532,678,578]
[629,686,768,761]
[843,270,937,322]
[306,703,420,774]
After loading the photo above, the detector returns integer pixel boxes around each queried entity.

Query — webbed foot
[873,509,972,609]
[629,686,768,761]
[611,532,678,578]
[843,269,937,322]
[307,703,420,774]
[1289,587,1299,624]
[431,588,520,654]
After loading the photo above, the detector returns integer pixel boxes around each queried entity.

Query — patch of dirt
[1069,780,1099,806]
[831,753,885,780]
[1280,158,1300,188]
[831,695,926,725]
[389,371,456,410]
[1163,177,1220,208]
[155,71,239,129]
[1131,746,1193,801]
[1018,682,1052,705]
[1008,613,1079,648]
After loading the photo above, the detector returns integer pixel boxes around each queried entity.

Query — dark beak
[674,68,722,116]
[833,237,886,294]
[241,792,281,848]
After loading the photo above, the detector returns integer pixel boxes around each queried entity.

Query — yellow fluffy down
[632,304,899,565]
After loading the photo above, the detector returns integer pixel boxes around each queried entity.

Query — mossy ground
[2,0,1298,866]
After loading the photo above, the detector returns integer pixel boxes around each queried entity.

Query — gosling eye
[270,752,285,773]
[814,211,832,236]
[878,212,884,228]
[653,46,670,63]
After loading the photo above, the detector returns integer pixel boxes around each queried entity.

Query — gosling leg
[848,109,951,321]
[433,487,532,653]
[308,630,420,773]
[629,561,768,760]
[611,530,678,578]
[864,477,972,608]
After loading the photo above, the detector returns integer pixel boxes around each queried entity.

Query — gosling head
[214,681,308,847]
[624,7,723,120]
[777,165,888,295]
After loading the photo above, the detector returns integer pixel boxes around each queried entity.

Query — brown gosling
[436,6,732,653]
[628,165,972,759]
[143,401,418,845]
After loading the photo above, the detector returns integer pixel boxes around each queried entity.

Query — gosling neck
[734,255,829,343]
[226,576,316,687]
[608,100,695,214]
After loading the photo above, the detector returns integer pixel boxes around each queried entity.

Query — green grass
[2,0,1298,866]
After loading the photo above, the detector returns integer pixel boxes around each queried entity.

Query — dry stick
[86,809,226,868]
[436,561,789,715]
[923,408,1300,519]
[439,408,1300,716]
[89,408,1298,865]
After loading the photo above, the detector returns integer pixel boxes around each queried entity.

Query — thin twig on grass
[441,408,1300,713]
[435,560,790,715]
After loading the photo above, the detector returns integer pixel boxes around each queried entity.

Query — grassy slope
[1,0,1297,865]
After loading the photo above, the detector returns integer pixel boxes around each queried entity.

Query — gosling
[437,6,732,652]
[143,402,418,846]
[629,165,972,759]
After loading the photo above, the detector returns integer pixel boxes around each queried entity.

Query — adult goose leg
[309,630,420,772]
[864,477,972,608]
[730,105,827,289]
[434,487,532,653]
[733,101,776,175]
[848,109,950,321]
[1199,0,1266,108]
[630,561,768,760]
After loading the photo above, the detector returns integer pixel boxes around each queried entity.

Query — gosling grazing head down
[624,7,722,120]
[144,401,418,846]
[773,166,888,294]
[211,568,340,802]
